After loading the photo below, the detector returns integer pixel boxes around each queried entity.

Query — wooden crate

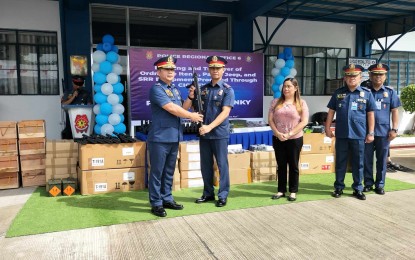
[20,154,46,171]
[18,138,46,155]
[0,138,18,156]
[0,171,19,190]
[17,120,46,139]
[0,121,17,139]
[21,169,46,187]
[0,155,19,172]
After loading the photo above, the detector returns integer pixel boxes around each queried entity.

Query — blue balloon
[117,94,124,103]
[278,53,285,59]
[94,124,102,135]
[99,61,112,75]
[285,54,294,60]
[94,92,107,104]
[284,47,292,56]
[93,84,102,93]
[285,60,295,69]
[119,114,125,123]
[102,34,115,44]
[274,91,281,98]
[113,82,124,94]
[96,114,109,125]
[93,72,106,84]
[96,43,103,51]
[113,123,126,134]
[100,102,113,115]
[281,67,291,77]
[106,51,119,64]
[111,45,119,53]
[275,75,285,85]
[102,42,112,52]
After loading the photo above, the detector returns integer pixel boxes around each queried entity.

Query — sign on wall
[129,49,264,121]
[348,57,377,82]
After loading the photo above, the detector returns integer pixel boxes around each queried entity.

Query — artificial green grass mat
[7,173,415,237]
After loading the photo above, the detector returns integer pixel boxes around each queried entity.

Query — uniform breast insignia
[165,89,173,97]
[360,91,365,97]
[337,93,346,100]
[174,89,180,96]
[356,98,367,104]
[218,89,223,96]
[383,92,389,98]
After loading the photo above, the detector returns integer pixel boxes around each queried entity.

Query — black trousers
[272,135,303,193]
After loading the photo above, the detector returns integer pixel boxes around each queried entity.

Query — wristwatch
[391,128,398,133]
[368,132,375,136]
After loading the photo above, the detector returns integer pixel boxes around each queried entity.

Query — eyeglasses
[282,85,294,89]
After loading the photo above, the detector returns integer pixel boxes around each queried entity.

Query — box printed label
[91,158,105,166]
[302,145,311,152]
[300,163,310,169]
[123,171,135,181]
[94,182,107,191]
[122,147,134,156]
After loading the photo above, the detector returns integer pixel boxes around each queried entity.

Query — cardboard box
[172,169,180,191]
[0,171,19,189]
[79,167,146,195]
[46,139,78,158]
[214,168,251,186]
[251,168,277,182]
[0,139,18,156]
[79,142,146,170]
[0,155,19,171]
[179,160,201,171]
[300,153,335,174]
[228,152,251,170]
[18,138,46,155]
[180,151,200,162]
[0,121,17,139]
[179,142,200,154]
[301,133,334,154]
[45,157,77,181]
[20,154,46,171]
[17,120,46,139]
[21,169,46,187]
[250,151,276,169]
[180,170,202,179]
[180,177,204,188]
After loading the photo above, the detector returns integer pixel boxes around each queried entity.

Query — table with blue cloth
[136,126,273,149]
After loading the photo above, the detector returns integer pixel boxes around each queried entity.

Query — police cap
[343,64,364,76]
[368,63,389,74]
[206,56,227,68]
[154,55,177,69]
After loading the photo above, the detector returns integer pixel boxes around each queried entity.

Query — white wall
[0,0,63,139]
[253,17,356,122]
[372,32,415,52]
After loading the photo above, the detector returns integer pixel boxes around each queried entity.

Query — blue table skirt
[136,130,273,150]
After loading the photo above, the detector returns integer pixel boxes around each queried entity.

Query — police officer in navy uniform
[148,56,203,217]
[363,63,401,195]
[325,64,376,200]
[194,56,235,207]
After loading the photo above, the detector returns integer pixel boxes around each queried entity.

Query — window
[91,5,230,50]
[0,29,58,95]
[257,45,349,96]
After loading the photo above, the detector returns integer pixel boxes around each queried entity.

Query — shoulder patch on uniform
[361,87,371,92]
[385,85,394,90]
[155,83,161,86]
[223,83,231,88]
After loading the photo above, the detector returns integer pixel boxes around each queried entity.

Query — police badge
[360,91,364,97]
[383,92,388,98]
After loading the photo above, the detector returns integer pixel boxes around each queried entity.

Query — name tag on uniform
[376,101,382,110]
[351,101,357,110]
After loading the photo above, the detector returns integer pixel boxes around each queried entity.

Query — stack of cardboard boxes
[250,151,277,182]
[215,149,251,185]
[0,121,19,189]
[17,120,47,187]
[77,142,146,195]
[179,142,204,188]
[300,133,335,174]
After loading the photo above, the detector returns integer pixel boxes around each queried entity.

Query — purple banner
[130,49,264,121]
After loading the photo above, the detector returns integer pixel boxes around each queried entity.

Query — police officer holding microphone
[363,63,401,195]
[148,55,203,217]
[325,64,376,200]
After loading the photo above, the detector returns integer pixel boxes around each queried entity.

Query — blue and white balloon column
[270,47,297,98]
[91,34,126,135]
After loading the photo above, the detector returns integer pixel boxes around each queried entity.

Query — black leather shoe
[374,187,385,195]
[271,193,285,200]
[195,195,215,204]
[332,189,343,198]
[363,186,373,192]
[353,190,366,200]
[287,195,297,201]
[163,200,184,210]
[215,198,227,207]
[151,206,167,217]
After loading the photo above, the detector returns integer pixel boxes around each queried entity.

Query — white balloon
[271,68,280,77]
[91,63,100,72]
[290,68,298,77]
[101,83,113,95]
[101,123,114,135]
[92,50,106,63]
[269,56,277,63]
[112,103,125,114]
[93,104,100,115]
[112,64,123,75]
[107,93,120,105]
[107,73,119,84]
[108,113,121,125]
[275,58,285,69]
